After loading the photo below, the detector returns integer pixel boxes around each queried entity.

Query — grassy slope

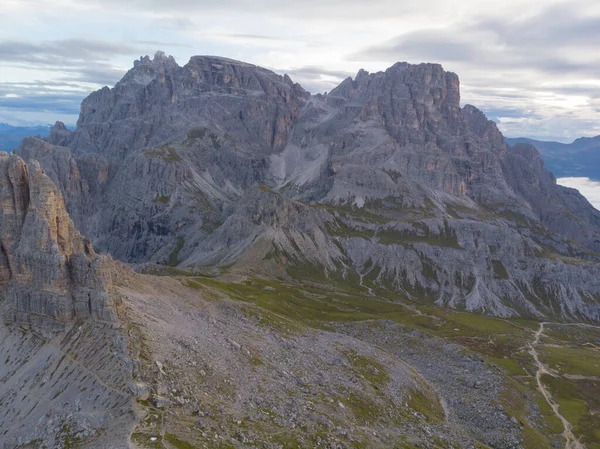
[136,200,600,448]
[182,272,579,448]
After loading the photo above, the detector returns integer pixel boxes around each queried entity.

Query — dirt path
[358,270,374,296]
[528,322,585,449]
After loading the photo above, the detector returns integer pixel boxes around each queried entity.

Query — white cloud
[557,177,600,210]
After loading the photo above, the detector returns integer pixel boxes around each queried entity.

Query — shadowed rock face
[0,153,114,335]
[13,53,600,321]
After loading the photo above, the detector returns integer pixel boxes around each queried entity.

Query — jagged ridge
[14,52,600,322]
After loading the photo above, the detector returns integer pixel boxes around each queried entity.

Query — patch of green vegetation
[285,260,363,294]
[165,433,196,449]
[420,258,438,281]
[144,146,182,162]
[186,276,394,329]
[498,377,557,449]
[186,127,207,140]
[406,386,445,423]
[153,194,170,204]
[492,260,509,279]
[342,390,385,425]
[534,247,588,266]
[544,375,600,449]
[315,202,389,225]
[172,257,600,449]
[166,237,185,267]
[561,209,578,219]
[144,265,194,277]
[342,349,390,386]
[183,127,225,151]
[131,433,162,448]
[377,221,462,249]
[540,345,600,377]
[544,323,600,344]
[241,305,303,335]
[445,202,482,219]
[60,424,82,449]
[326,218,376,240]
[485,204,531,226]
[186,274,538,367]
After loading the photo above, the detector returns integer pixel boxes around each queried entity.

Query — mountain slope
[5,54,600,449]
[0,123,51,152]
[14,52,600,322]
[506,136,600,180]
[0,154,546,449]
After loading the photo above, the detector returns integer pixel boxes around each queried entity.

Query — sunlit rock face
[0,153,114,334]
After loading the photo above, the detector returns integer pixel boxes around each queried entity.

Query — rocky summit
[3,52,600,449]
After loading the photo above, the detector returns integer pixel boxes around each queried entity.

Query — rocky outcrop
[0,153,115,335]
[0,153,135,448]
[47,121,72,146]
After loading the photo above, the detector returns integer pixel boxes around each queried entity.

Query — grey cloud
[0,38,141,122]
[135,40,194,48]
[150,17,196,29]
[0,39,140,64]
[222,33,282,41]
[95,0,424,19]
[0,80,90,92]
[471,5,600,49]
[348,3,600,142]
[354,32,482,65]
[0,93,82,114]
[271,66,354,93]
[481,107,544,122]
[282,66,354,80]
[557,177,600,210]
[351,5,600,78]
[62,66,127,86]
[0,38,140,88]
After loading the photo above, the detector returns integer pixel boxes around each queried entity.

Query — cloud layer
[0,0,599,139]
[557,178,600,210]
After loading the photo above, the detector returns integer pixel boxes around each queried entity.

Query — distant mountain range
[0,123,52,151]
[506,135,600,180]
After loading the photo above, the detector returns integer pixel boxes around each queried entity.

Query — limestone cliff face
[14,54,600,321]
[0,153,114,334]
[66,52,309,159]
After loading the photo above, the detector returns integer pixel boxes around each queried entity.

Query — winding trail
[358,271,374,296]
[528,322,585,449]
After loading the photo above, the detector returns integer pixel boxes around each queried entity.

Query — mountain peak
[133,50,178,69]
[188,54,258,68]
[46,121,71,146]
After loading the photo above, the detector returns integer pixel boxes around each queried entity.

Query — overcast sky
[557,178,600,210]
[1,0,600,141]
